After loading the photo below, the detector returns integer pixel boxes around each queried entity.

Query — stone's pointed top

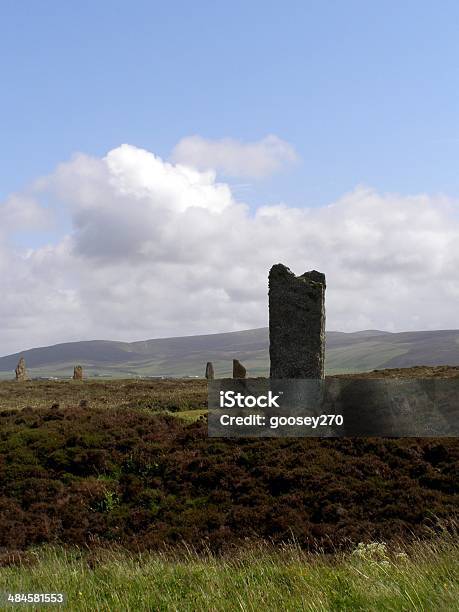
[233,359,247,379]
[269,264,326,288]
[269,263,294,278]
[299,270,326,287]
[205,362,214,380]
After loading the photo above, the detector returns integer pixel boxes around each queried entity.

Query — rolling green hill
[0,328,458,379]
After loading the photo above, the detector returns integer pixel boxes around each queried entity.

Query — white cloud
[171,134,298,179]
[1,143,459,355]
[0,193,52,235]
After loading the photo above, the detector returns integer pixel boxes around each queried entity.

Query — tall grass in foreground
[0,535,457,611]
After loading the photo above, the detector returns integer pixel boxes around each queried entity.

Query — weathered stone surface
[15,357,28,381]
[73,365,83,380]
[269,264,326,379]
[233,359,247,379]
[205,362,214,380]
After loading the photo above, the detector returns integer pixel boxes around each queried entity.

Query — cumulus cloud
[171,134,298,179]
[1,143,459,355]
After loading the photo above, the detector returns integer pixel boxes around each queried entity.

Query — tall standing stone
[233,359,247,379]
[269,264,326,379]
[205,362,214,380]
[73,365,83,380]
[15,357,28,381]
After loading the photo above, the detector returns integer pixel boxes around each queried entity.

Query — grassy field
[1,365,457,413]
[0,378,207,413]
[0,535,457,611]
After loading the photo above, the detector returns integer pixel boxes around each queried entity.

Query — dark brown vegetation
[0,368,457,554]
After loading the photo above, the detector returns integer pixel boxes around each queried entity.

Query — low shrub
[0,399,457,552]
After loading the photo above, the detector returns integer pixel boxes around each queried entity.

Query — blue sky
[1,1,459,354]
[2,0,459,207]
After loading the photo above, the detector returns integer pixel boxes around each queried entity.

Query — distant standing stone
[205,362,214,380]
[15,357,28,381]
[233,359,247,379]
[269,264,326,379]
[73,365,83,380]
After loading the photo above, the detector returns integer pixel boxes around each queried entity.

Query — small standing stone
[233,359,247,379]
[73,365,83,380]
[205,362,214,380]
[269,264,326,379]
[15,357,28,381]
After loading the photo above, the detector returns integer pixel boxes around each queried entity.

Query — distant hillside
[0,328,458,379]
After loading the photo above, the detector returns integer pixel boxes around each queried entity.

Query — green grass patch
[0,536,458,611]
[175,408,207,422]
